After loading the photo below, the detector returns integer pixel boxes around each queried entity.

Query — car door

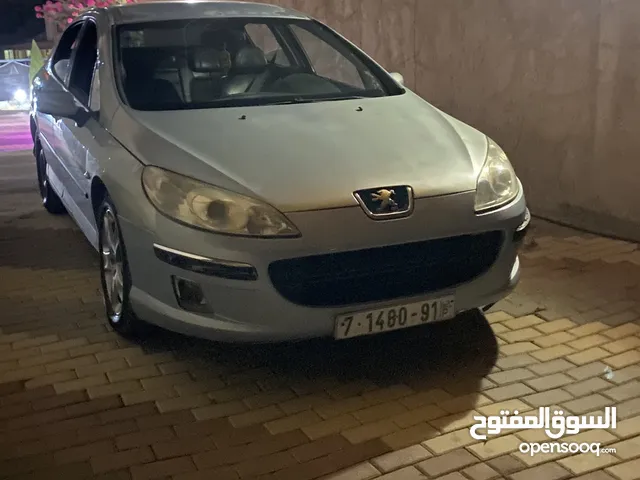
[37,21,85,200]
[57,18,108,245]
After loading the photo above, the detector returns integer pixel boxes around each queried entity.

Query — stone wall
[254,0,640,241]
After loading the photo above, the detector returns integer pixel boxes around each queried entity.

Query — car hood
[110,91,489,212]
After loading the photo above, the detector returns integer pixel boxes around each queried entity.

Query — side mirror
[389,72,405,86]
[36,73,91,127]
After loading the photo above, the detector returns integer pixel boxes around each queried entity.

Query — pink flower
[36,12,44,18]
[87,0,95,5]
[67,17,73,23]
[34,5,42,11]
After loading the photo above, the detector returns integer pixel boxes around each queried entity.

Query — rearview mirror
[389,72,405,86]
[35,74,91,127]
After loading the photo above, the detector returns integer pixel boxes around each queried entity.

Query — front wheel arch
[91,177,108,222]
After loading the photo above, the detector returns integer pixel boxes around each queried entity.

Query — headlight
[141,166,300,238]
[474,138,519,212]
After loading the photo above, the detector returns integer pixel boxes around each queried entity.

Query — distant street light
[13,89,28,105]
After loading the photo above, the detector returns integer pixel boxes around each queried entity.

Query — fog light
[172,276,211,313]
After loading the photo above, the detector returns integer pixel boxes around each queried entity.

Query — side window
[245,24,290,66]
[68,22,98,106]
[51,22,84,85]
[290,25,364,89]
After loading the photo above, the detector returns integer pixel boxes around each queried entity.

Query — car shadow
[140,310,498,383]
[136,308,498,431]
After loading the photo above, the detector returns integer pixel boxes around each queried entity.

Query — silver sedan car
[30,1,529,343]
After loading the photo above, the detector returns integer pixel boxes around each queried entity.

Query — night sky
[0,0,46,47]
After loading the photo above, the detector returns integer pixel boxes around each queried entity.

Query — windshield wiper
[269,96,315,105]
[269,95,365,106]
[324,95,365,102]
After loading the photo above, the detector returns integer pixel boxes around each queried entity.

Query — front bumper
[120,190,528,343]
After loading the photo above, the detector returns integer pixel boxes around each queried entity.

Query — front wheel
[36,148,65,214]
[98,195,144,338]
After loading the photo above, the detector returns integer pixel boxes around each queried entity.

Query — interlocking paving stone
[370,446,430,473]
[416,449,477,477]
[0,148,639,478]
[461,462,499,480]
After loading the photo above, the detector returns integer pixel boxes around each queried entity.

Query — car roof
[105,1,311,25]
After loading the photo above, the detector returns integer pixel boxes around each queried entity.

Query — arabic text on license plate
[334,295,455,340]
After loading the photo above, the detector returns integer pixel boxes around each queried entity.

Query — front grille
[268,231,504,307]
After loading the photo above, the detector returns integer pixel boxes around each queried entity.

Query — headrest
[233,46,267,72]
[189,48,224,73]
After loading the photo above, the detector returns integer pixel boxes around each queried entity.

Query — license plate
[334,295,455,340]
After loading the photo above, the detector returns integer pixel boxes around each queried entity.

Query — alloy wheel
[101,206,125,322]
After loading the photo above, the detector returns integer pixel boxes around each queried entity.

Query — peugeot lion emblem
[371,189,398,213]
[354,186,414,220]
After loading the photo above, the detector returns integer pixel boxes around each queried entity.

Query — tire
[35,147,66,214]
[97,194,144,338]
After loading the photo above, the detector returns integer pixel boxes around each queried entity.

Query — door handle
[83,171,91,179]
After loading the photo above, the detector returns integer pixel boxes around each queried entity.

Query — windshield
[113,17,402,110]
